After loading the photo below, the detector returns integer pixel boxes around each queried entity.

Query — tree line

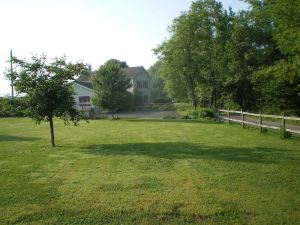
[150,0,300,115]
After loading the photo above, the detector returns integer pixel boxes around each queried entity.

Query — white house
[72,66,150,112]
[73,80,94,111]
[122,66,151,103]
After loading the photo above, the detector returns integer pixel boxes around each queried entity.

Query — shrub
[0,96,29,117]
[182,108,215,120]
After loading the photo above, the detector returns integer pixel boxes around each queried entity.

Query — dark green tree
[13,55,88,147]
[154,11,200,108]
[250,0,300,114]
[92,59,132,118]
[155,0,230,108]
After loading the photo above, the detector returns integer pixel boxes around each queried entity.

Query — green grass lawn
[0,118,299,224]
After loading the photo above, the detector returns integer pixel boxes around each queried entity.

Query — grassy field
[0,117,299,224]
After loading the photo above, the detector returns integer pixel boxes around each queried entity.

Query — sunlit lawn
[0,117,299,224]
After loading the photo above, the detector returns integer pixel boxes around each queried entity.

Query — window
[136,81,142,88]
[143,95,149,103]
[143,81,148,89]
[79,96,90,103]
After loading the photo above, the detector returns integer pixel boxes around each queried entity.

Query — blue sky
[0,0,249,96]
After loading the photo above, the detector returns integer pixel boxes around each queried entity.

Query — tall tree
[250,0,300,114]
[155,12,200,108]
[13,55,88,147]
[92,59,132,118]
[155,0,230,108]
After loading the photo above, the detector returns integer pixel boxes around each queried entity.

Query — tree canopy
[92,59,132,118]
[13,55,88,147]
[153,0,300,115]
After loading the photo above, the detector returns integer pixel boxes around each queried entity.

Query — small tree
[92,59,132,118]
[13,54,88,147]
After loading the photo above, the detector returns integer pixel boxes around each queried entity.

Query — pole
[282,112,286,131]
[228,108,230,124]
[259,111,262,133]
[241,109,244,128]
[10,50,14,100]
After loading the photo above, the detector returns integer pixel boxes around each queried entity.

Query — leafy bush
[182,108,215,120]
[0,96,29,117]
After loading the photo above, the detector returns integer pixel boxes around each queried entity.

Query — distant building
[122,66,151,103]
[73,66,150,112]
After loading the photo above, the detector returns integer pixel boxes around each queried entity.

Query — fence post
[218,109,221,122]
[259,111,262,133]
[282,112,286,131]
[228,108,230,124]
[241,109,244,128]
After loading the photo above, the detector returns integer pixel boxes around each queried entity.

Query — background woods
[153,0,300,115]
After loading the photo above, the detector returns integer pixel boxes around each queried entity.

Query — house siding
[73,66,151,113]
[131,71,151,103]
[73,83,94,111]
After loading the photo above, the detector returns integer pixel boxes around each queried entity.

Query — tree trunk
[189,85,197,110]
[49,117,55,147]
[193,99,197,110]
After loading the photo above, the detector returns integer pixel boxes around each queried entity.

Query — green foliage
[265,0,300,56]
[92,59,132,114]
[253,58,300,115]
[153,0,299,114]
[105,58,129,68]
[182,108,215,120]
[155,0,232,108]
[251,0,300,115]
[0,96,29,117]
[12,54,88,146]
[0,97,14,117]
[148,61,169,103]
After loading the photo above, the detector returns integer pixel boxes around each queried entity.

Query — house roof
[121,66,148,77]
[74,80,93,90]
[74,66,148,89]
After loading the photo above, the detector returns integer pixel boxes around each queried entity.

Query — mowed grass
[0,118,299,225]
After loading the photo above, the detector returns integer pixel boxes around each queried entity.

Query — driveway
[113,111,180,119]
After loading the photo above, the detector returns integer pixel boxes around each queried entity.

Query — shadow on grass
[84,142,292,164]
[0,135,42,142]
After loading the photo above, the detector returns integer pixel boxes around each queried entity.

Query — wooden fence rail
[218,109,300,135]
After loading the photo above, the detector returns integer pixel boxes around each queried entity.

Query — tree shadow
[0,135,42,142]
[83,142,293,164]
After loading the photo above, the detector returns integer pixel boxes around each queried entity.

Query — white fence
[218,109,300,135]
